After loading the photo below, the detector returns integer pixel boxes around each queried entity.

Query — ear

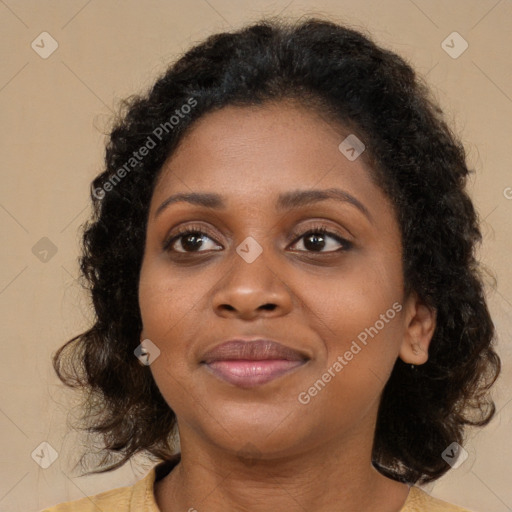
[398,291,436,365]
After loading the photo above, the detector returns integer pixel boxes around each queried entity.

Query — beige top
[41,458,473,512]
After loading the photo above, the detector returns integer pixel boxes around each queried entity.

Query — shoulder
[39,467,158,512]
[402,486,476,512]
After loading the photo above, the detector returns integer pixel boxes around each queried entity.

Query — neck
[155,427,410,512]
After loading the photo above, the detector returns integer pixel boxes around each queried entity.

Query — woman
[43,17,500,512]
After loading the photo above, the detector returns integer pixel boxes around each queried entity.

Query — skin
[138,100,436,512]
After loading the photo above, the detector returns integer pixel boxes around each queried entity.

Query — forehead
[150,101,385,215]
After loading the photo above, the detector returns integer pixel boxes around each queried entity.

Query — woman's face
[138,101,424,460]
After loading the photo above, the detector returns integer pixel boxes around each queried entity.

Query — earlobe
[398,293,436,366]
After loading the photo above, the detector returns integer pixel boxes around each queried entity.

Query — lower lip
[204,359,306,388]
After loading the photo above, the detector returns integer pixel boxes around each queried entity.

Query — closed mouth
[201,339,309,364]
[200,339,309,388]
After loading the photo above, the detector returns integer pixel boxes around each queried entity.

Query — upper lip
[201,338,310,364]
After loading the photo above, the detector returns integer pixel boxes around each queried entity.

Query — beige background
[0,1,511,511]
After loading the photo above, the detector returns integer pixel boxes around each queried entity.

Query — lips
[201,338,309,388]
[201,339,308,363]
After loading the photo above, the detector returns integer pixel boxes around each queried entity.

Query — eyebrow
[155,188,372,221]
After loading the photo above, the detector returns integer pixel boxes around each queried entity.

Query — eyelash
[289,225,352,252]
[163,223,352,254]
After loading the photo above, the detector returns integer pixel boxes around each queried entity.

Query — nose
[212,248,293,320]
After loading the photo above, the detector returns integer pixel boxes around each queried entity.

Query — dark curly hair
[53,16,500,485]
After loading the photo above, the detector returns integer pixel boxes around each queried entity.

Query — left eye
[289,228,352,253]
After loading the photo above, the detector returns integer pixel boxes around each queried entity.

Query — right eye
[163,228,223,253]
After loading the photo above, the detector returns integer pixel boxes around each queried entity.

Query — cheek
[138,260,217,386]
[303,252,403,343]
[138,259,206,338]
[138,264,199,413]
[296,298,403,432]
[297,254,404,398]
